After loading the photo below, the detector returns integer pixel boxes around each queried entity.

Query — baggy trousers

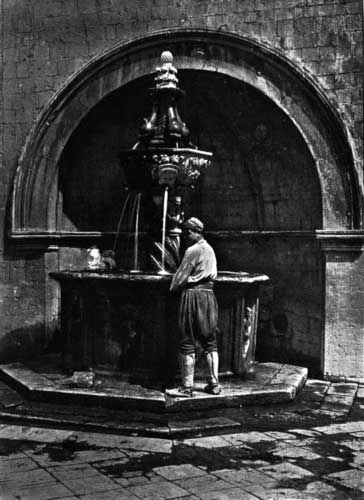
[178,282,218,355]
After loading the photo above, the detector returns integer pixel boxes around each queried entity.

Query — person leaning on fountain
[166,217,221,398]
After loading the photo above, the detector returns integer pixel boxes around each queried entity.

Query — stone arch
[10,29,363,241]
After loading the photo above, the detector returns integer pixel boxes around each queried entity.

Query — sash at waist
[185,280,214,290]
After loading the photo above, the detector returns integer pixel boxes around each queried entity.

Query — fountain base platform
[0,358,307,413]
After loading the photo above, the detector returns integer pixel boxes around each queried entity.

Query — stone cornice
[9,230,364,253]
[316,230,364,252]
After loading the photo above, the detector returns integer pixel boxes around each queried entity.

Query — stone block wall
[0,0,362,376]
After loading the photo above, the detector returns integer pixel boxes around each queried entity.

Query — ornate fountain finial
[155,51,179,89]
[120,49,213,191]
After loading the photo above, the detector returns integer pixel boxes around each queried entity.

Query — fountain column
[120,51,212,273]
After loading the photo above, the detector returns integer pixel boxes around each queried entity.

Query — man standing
[166,217,220,398]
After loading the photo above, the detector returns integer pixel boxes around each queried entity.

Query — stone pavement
[0,378,364,499]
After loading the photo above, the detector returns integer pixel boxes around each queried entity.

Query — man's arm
[170,248,195,292]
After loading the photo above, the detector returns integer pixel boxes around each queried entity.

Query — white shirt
[170,238,217,292]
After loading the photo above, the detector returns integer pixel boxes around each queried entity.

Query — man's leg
[204,349,220,395]
[195,291,221,395]
[166,290,195,398]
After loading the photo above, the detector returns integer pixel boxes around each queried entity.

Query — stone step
[0,362,308,413]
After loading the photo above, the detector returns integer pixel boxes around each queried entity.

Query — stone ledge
[0,362,308,413]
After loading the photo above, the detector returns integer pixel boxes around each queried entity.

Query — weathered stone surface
[153,464,207,481]
[0,0,362,384]
[0,382,364,499]
[129,479,190,499]
[0,361,308,413]
[258,462,314,480]
[325,468,364,492]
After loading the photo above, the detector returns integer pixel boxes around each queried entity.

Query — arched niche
[57,71,322,234]
[10,29,363,242]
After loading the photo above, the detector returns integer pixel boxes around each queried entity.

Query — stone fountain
[50,52,270,393]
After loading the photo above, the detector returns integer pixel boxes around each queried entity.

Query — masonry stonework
[0,0,363,379]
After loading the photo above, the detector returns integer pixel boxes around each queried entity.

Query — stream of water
[160,186,169,274]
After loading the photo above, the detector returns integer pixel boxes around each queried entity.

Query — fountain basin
[50,270,269,385]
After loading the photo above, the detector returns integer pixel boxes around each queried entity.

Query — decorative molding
[10,229,364,253]
[316,230,364,252]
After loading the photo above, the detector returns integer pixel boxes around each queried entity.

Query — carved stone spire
[120,51,212,190]
[154,51,179,89]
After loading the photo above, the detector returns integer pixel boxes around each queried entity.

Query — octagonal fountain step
[0,362,307,413]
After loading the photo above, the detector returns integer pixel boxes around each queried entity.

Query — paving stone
[0,449,31,460]
[0,468,56,486]
[129,479,190,499]
[169,417,240,435]
[0,481,74,500]
[27,447,127,467]
[46,462,99,481]
[222,431,272,445]
[282,437,322,448]
[176,435,230,448]
[270,441,322,460]
[117,436,173,453]
[320,396,353,416]
[325,468,364,492]
[249,487,330,499]
[212,467,276,486]
[55,497,79,500]
[258,462,314,480]
[338,438,364,452]
[349,451,364,468]
[0,425,73,443]
[0,456,38,474]
[79,489,141,500]
[304,480,338,495]
[69,448,128,464]
[71,431,134,449]
[313,421,364,435]
[93,456,132,469]
[174,475,234,495]
[317,408,347,419]
[117,476,153,487]
[198,487,259,499]
[65,476,120,495]
[153,464,207,480]
[326,383,358,397]
[263,431,295,440]
[241,483,281,498]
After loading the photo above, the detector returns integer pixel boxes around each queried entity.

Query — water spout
[159,186,169,275]
[113,191,131,253]
[131,192,142,273]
